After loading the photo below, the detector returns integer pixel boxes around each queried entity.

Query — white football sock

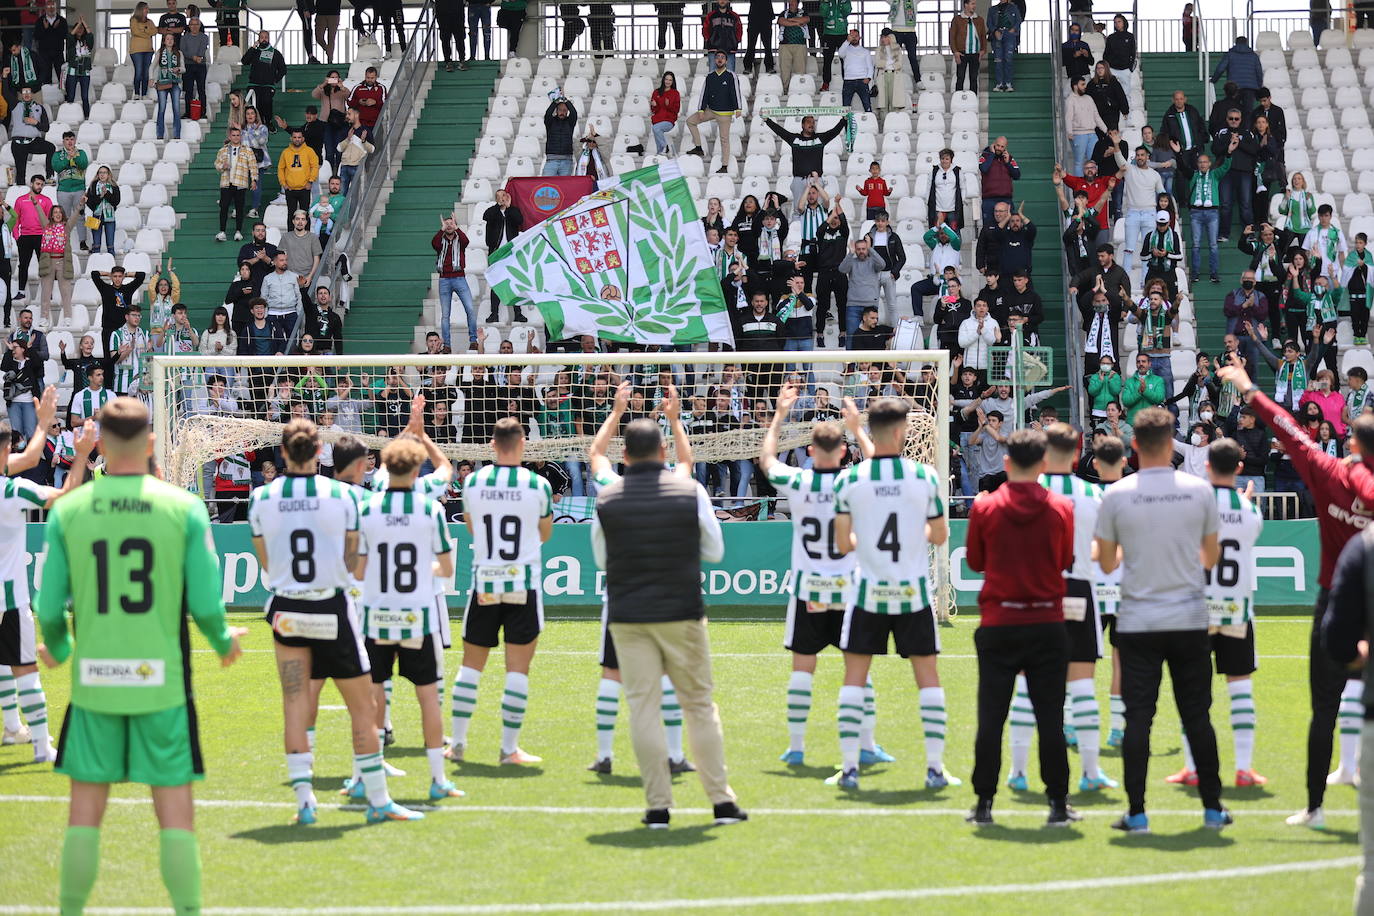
[1228,678,1256,772]
[382,679,393,730]
[1340,679,1363,773]
[1109,694,1125,732]
[0,665,20,731]
[450,666,481,748]
[837,684,863,771]
[1069,678,1100,777]
[786,670,813,753]
[356,751,390,807]
[286,752,316,808]
[427,746,446,784]
[500,672,529,755]
[305,726,315,752]
[661,675,684,761]
[919,686,947,771]
[859,677,877,753]
[15,672,48,750]
[1182,730,1196,772]
[595,678,621,760]
[1009,674,1034,776]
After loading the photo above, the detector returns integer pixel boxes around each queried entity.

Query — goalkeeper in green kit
[35,397,247,916]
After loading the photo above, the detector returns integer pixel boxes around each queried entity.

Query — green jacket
[1186,155,1231,209]
[1120,371,1166,423]
[1086,370,1122,414]
[820,0,850,35]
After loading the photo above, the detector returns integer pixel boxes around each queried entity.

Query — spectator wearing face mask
[1169,354,1219,429]
[1300,370,1346,437]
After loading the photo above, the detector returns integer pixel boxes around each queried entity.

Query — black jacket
[34,15,67,64]
[1071,262,1132,306]
[764,118,844,178]
[1211,127,1260,172]
[91,271,147,330]
[84,178,120,216]
[241,42,287,87]
[975,222,1007,273]
[543,101,579,156]
[1159,103,1209,151]
[1003,286,1044,335]
[813,215,849,271]
[483,203,524,251]
[1252,102,1287,146]
[1239,232,1284,279]
[1102,28,1136,71]
[926,165,964,226]
[864,227,906,277]
[1208,93,1248,134]
[1086,76,1129,130]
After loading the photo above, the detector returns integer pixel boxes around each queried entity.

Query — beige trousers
[686,111,733,164]
[610,618,736,811]
[779,45,807,93]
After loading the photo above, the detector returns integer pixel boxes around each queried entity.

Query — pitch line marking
[0,855,1359,914]
[0,795,1359,818]
[188,649,1316,660]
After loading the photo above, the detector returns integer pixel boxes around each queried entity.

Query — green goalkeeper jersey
[37,473,233,716]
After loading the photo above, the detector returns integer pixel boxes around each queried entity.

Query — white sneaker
[215,231,226,241]
[234,231,243,241]
[33,739,56,763]
[1328,765,1359,786]
[2,723,31,745]
[1285,807,1326,829]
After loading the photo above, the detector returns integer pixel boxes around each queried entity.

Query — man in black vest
[591,391,745,830]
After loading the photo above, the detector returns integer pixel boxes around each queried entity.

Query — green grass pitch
[0,610,1361,914]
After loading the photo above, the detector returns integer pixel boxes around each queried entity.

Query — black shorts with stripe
[1064,578,1104,664]
[1211,622,1258,677]
[366,634,443,686]
[599,602,618,669]
[784,597,844,655]
[839,605,939,658]
[0,606,36,667]
[266,591,370,681]
[462,590,544,648]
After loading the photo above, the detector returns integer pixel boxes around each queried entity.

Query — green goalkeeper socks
[59,826,101,916]
[159,828,203,915]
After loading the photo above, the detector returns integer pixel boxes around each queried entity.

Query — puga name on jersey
[1206,486,1263,633]
[833,456,944,614]
[768,464,855,607]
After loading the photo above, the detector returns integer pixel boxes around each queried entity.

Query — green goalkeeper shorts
[56,703,204,786]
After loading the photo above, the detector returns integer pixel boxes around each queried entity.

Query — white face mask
[1199,411,1214,422]
[1190,433,1205,446]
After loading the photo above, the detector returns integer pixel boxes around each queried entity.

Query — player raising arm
[250,418,422,824]
[36,397,245,915]
[830,396,954,791]
[449,416,553,766]
[585,381,696,775]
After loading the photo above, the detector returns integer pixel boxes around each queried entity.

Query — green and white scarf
[1143,229,1175,271]
[1306,287,1338,330]
[8,49,35,88]
[1139,304,1172,351]
[1275,358,1307,407]
[1218,376,1240,415]
[759,107,856,151]
[1347,385,1372,418]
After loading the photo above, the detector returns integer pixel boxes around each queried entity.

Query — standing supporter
[151,34,184,141]
[63,17,93,117]
[1252,87,1286,146]
[1211,108,1259,244]
[314,71,351,169]
[873,29,910,116]
[1159,89,1208,157]
[995,209,1035,280]
[8,87,51,186]
[261,251,301,339]
[33,1,66,84]
[838,238,885,342]
[927,148,964,231]
[817,0,847,90]
[542,95,578,176]
[278,129,321,219]
[12,176,50,303]
[656,0,685,51]
[236,222,279,288]
[1095,406,1229,834]
[865,211,905,323]
[1102,13,1136,96]
[335,109,374,196]
[180,17,209,119]
[1065,76,1107,176]
[347,67,387,141]
[975,201,1010,275]
[776,0,808,91]
[811,200,848,345]
[957,298,999,374]
[885,0,918,75]
[1345,233,1372,345]
[685,52,740,175]
[50,133,88,252]
[483,188,524,322]
[742,0,774,75]
[315,0,342,63]
[1086,62,1128,132]
[703,0,743,71]
[128,2,157,99]
[977,136,1019,227]
[835,28,873,114]
[497,0,528,53]
[433,213,475,351]
[765,114,846,205]
[1210,35,1263,115]
[1117,147,1164,284]
[1185,140,1238,284]
[948,0,985,95]
[281,210,321,300]
[241,30,286,128]
[1061,22,1092,81]
[965,427,1078,827]
[214,126,259,242]
[375,0,407,56]
[986,0,1020,92]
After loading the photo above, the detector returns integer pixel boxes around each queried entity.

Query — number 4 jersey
[462,464,552,594]
[833,456,945,614]
[248,474,360,596]
[766,465,856,606]
[1206,485,1263,629]
[358,489,453,640]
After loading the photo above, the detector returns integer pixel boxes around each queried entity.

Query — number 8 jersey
[833,455,945,614]
[1205,485,1263,627]
[249,474,360,596]
[766,465,856,606]
[462,464,553,594]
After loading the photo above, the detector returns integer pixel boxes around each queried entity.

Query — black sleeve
[1325,534,1371,665]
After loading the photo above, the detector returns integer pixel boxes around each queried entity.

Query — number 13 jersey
[462,464,552,594]
[248,474,360,596]
[833,456,945,614]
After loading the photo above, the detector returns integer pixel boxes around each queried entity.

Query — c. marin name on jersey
[90,497,152,514]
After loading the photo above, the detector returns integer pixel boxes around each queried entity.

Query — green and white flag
[486,162,734,346]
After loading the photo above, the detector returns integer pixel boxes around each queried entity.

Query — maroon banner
[505,176,597,224]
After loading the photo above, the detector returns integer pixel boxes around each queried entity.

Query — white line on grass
[188,649,1316,660]
[0,795,1358,818]
[0,856,1358,914]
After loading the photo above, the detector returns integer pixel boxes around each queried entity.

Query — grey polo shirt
[1094,466,1219,633]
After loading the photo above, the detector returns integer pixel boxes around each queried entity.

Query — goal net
[150,349,954,619]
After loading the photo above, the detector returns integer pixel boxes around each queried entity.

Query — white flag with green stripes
[486,162,734,346]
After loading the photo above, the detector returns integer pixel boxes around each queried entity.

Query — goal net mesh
[152,350,955,618]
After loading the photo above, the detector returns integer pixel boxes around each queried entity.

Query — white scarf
[1086,302,1114,359]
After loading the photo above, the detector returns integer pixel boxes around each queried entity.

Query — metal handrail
[1048,0,1083,426]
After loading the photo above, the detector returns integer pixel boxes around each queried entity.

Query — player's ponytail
[282,418,320,467]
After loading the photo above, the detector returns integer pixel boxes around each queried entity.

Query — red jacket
[649,88,681,126]
[1251,390,1374,587]
[433,229,468,278]
[347,81,387,127]
[966,481,1074,626]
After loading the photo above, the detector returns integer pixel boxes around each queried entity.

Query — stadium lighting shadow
[586,824,718,848]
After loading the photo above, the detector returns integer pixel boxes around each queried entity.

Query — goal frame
[150,348,953,619]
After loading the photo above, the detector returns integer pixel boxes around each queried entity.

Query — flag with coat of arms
[486,162,734,346]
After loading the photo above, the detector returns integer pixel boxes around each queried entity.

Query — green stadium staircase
[338,62,499,354]
[988,53,1071,409]
[1140,52,1265,384]
[164,63,337,310]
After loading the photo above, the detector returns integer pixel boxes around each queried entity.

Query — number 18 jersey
[766,464,856,606]
[462,464,552,594]
[1205,485,1263,627]
[248,474,360,596]
[358,489,453,640]
[833,456,944,615]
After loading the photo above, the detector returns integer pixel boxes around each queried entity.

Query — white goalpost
[150,348,954,619]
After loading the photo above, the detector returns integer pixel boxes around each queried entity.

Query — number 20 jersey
[766,465,856,605]
[833,456,945,615]
[461,464,553,594]
[248,474,360,596]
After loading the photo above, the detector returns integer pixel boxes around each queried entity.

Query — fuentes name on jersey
[462,465,553,594]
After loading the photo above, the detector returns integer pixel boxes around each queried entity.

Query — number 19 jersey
[462,464,552,594]
[1206,485,1263,627]
[767,464,856,606]
[358,489,453,640]
[833,456,944,614]
[248,474,360,596]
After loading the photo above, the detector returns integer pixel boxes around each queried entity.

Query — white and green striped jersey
[767,464,855,605]
[1039,473,1104,583]
[833,456,944,614]
[69,387,112,428]
[162,325,197,357]
[108,326,149,396]
[592,467,619,489]
[1205,485,1263,627]
[358,489,453,640]
[1093,559,1121,616]
[248,475,360,596]
[0,476,50,610]
[462,464,553,593]
[370,466,450,499]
